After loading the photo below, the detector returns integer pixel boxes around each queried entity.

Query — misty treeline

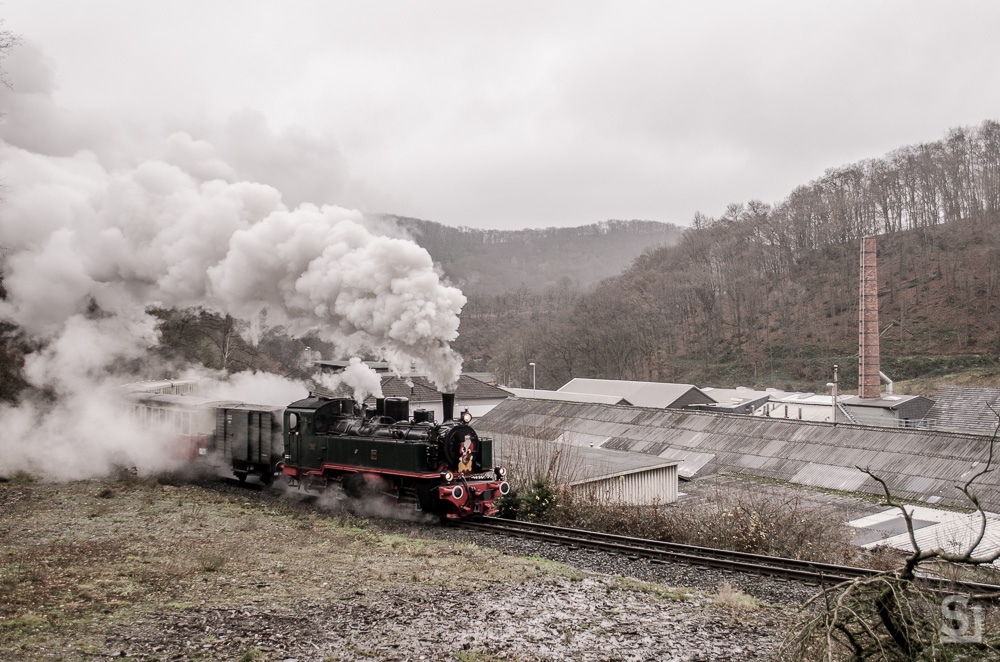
[0,20,23,401]
[395,216,682,297]
[152,308,317,377]
[485,121,1000,391]
[0,301,324,404]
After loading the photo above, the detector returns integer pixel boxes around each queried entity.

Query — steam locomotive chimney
[442,392,455,422]
[859,237,881,399]
[375,397,385,416]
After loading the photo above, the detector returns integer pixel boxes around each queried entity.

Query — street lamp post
[529,362,536,390]
[828,364,839,425]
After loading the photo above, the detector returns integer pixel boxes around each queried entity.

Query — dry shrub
[196,551,228,572]
[491,422,584,491]
[782,575,1000,661]
[865,544,906,572]
[548,480,857,565]
[493,427,859,566]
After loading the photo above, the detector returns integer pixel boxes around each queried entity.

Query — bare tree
[0,22,25,401]
[0,19,19,91]
[783,409,1000,660]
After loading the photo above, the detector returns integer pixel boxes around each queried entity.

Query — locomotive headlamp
[441,471,454,482]
[496,466,507,477]
[461,410,473,424]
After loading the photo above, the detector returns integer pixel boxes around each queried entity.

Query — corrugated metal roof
[491,432,678,485]
[502,387,630,405]
[926,386,1000,435]
[700,386,771,403]
[566,456,678,486]
[841,394,931,410]
[557,378,713,409]
[476,398,1000,510]
[849,506,1000,561]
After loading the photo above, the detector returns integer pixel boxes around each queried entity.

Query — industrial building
[487,423,680,505]
[756,390,933,427]
[477,396,1000,511]
[565,452,678,506]
[557,378,715,409]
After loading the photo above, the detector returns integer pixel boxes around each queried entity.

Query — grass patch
[515,555,586,581]
[453,650,507,662]
[0,613,48,633]
[613,576,695,601]
[7,471,37,484]
[713,582,760,611]
[241,648,264,662]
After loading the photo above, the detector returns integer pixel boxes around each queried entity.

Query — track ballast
[460,517,1000,597]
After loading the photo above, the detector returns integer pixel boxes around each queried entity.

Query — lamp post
[830,364,839,425]
[529,362,536,390]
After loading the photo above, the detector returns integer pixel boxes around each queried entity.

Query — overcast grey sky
[4,1,999,230]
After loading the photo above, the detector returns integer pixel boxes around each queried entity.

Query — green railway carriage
[215,404,284,484]
[280,393,509,518]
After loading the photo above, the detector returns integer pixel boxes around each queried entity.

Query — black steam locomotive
[123,381,508,519]
[280,392,510,519]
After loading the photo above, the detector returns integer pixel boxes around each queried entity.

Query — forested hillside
[389,217,682,295]
[387,217,683,376]
[480,121,1000,393]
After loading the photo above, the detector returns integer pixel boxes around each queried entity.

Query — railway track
[459,517,1000,597]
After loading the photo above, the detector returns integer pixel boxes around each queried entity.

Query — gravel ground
[105,576,785,661]
[2,477,805,661]
[384,520,820,607]
[237,474,826,605]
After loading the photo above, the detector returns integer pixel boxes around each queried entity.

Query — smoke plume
[0,41,466,479]
[316,357,385,403]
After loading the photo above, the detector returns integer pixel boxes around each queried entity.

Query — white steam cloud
[0,41,465,479]
[316,357,385,403]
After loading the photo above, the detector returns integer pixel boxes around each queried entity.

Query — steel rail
[459,517,1000,596]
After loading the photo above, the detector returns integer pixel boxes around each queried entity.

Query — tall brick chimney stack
[859,237,881,399]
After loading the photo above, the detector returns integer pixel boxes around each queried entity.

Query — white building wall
[846,407,898,426]
[570,465,678,505]
[758,401,836,423]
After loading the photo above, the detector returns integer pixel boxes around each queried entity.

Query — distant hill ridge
[384,215,682,293]
[448,219,677,243]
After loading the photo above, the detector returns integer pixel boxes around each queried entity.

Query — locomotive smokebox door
[443,426,479,472]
